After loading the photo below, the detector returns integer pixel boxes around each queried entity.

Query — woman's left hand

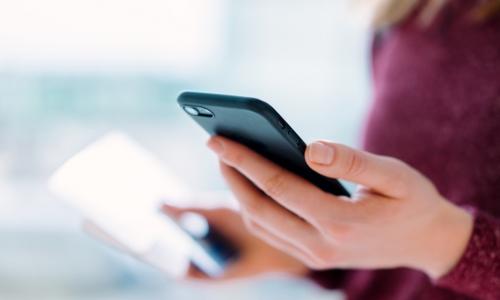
[206,136,474,279]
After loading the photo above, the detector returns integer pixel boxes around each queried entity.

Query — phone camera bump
[195,107,214,118]
[184,105,200,116]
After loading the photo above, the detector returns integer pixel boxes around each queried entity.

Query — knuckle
[262,172,288,199]
[344,151,366,177]
[320,221,353,243]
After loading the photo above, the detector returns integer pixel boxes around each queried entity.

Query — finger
[207,136,353,223]
[218,162,319,250]
[305,141,418,198]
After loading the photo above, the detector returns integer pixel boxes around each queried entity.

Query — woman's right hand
[161,204,308,281]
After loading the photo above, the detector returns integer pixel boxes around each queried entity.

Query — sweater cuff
[435,208,500,299]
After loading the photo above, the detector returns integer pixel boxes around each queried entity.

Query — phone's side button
[278,119,286,129]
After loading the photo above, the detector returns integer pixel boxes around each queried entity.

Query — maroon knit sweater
[309,1,500,299]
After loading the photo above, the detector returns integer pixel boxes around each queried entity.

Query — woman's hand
[206,136,474,279]
[161,205,308,281]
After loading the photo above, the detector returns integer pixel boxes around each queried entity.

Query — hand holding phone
[179,94,473,279]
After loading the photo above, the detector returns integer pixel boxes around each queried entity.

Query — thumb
[305,141,416,198]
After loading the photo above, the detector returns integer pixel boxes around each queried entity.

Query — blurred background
[0,0,371,299]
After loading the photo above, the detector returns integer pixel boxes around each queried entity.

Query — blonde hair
[367,0,500,28]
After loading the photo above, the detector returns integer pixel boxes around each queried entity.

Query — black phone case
[178,91,350,197]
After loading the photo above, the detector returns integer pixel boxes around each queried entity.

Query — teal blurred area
[0,0,370,299]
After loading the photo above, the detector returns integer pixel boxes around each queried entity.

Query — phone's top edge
[176,90,305,144]
[177,91,273,113]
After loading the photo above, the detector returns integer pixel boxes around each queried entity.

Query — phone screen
[48,132,231,277]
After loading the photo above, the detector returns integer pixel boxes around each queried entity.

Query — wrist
[417,200,474,279]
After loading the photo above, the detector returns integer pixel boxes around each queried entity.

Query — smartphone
[178,91,350,197]
[49,132,238,278]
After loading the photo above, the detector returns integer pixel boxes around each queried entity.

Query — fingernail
[308,142,334,165]
[207,138,224,155]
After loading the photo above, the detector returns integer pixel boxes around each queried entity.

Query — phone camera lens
[195,107,214,117]
[183,105,214,117]
[184,106,199,116]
